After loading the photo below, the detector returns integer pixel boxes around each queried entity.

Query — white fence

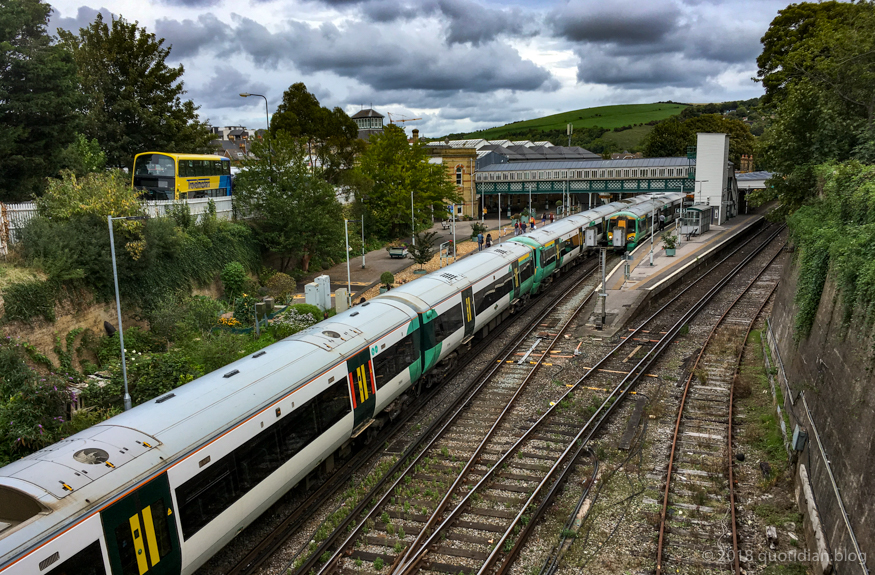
[0,197,235,256]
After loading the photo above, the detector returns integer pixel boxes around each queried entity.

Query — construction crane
[387,112,422,124]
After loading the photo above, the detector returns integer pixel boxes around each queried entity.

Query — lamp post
[411,190,415,246]
[108,215,147,411]
[344,219,351,308]
[239,92,271,174]
[361,214,365,269]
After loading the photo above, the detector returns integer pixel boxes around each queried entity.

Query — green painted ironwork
[476,178,694,195]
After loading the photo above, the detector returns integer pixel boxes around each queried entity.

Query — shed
[681,203,715,236]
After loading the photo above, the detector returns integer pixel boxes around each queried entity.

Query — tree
[271,83,363,184]
[59,134,107,175]
[353,124,461,241]
[410,231,438,270]
[642,115,755,165]
[234,131,345,273]
[754,1,875,212]
[0,0,81,201]
[57,14,213,170]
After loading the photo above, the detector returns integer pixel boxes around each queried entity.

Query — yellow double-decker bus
[132,152,232,200]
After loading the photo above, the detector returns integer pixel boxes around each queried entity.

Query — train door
[510,261,521,301]
[347,348,377,429]
[101,474,181,575]
[461,287,475,339]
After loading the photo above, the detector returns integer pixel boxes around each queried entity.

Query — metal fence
[0,197,235,256]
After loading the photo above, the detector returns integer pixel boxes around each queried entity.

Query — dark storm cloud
[549,1,681,45]
[49,6,113,35]
[190,66,271,109]
[154,14,231,59]
[227,15,556,93]
[575,50,720,89]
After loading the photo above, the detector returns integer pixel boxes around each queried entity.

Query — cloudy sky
[47,0,788,137]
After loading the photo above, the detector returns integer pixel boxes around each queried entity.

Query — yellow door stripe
[141,505,161,567]
[129,515,148,575]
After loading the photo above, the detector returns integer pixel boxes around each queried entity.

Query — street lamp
[411,190,415,246]
[108,215,148,411]
[240,92,271,173]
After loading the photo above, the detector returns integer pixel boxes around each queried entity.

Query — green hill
[455,102,688,141]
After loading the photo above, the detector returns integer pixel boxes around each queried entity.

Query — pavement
[294,215,522,302]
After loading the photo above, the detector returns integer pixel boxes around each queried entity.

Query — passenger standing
[477,232,484,251]
[550,213,555,223]
[485,233,492,248]
[521,221,527,234]
[514,220,520,236]
[659,213,666,231]
[542,213,547,226]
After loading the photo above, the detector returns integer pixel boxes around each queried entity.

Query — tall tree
[271,83,362,184]
[58,14,213,170]
[353,124,460,241]
[0,0,81,201]
[754,1,875,213]
[233,132,345,273]
[642,115,755,166]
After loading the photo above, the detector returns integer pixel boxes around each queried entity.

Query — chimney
[412,129,419,143]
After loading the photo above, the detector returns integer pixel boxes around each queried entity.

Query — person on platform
[550,213,555,223]
[485,233,492,248]
[659,213,666,231]
[521,221,527,234]
[477,232,484,251]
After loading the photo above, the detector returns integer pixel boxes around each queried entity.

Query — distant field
[459,103,688,140]
[601,125,655,150]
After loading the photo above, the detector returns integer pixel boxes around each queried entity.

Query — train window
[114,522,139,575]
[474,274,513,312]
[434,304,463,344]
[373,334,416,389]
[277,401,319,458]
[540,246,556,267]
[236,429,281,493]
[177,458,239,539]
[316,379,351,430]
[47,540,107,575]
[519,258,534,283]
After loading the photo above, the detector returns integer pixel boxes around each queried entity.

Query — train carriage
[607,193,685,250]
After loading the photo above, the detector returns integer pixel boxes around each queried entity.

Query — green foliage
[221,261,246,302]
[233,294,259,326]
[786,162,875,340]
[271,82,363,184]
[235,131,346,273]
[1,279,56,322]
[373,557,384,571]
[409,231,438,268]
[18,210,258,311]
[148,294,224,341]
[353,124,461,241]
[642,114,755,166]
[470,222,488,239]
[661,233,678,251]
[36,169,143,221]
[0,0,82,202]
[57,13,213,169]
[265,272,296,304]
[380,272,395,288]
[756,2,875,212]
[60,133,107,175]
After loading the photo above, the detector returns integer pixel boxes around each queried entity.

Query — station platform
[579,213,765,339]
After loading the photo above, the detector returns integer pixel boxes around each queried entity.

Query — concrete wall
[695,133,730,224]
[768,258,873,575]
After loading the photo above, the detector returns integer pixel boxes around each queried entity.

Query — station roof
[478,157,698,171]
[735,170,773,180]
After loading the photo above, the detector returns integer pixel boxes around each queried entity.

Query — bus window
[134,154,174,177]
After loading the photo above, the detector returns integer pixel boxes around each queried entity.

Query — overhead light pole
[411,190,415,246]
[108,215,148,411]
[240,92,271,175]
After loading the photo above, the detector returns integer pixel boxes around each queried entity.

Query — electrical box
[315,274,332,311]
[305,282,324,310]
[585,228,597,247]
[792,425,808,452]
[335,288,349,313]
[612,229,626,248]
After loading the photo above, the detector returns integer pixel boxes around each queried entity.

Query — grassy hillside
[459,102,688,141]
[601,125,655,150]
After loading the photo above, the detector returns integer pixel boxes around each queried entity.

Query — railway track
[372,223,787,575]
[293,261,603,575]
[655,237,787,575]
[224,256,605,575]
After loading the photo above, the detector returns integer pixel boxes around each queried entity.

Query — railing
[0,197,235,255]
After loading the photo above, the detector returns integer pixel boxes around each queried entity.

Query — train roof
[0,298,418,558]
[608,193,685,219]
[378,243,531,311]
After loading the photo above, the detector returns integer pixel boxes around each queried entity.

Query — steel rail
[297,259,602,575]
[392,223,784,575]
[655,238,785,575]
[228,259,601,575]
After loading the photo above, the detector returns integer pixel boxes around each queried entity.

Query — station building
[474,132,740,225]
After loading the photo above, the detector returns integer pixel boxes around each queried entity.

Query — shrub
[266,272,295,304]
[2,279,56,322]
[221,261,246,301]
[380,272,394,289]
[233,294,259,326]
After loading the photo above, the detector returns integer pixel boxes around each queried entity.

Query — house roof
[736,170,773,180]
[351,108,384,119]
